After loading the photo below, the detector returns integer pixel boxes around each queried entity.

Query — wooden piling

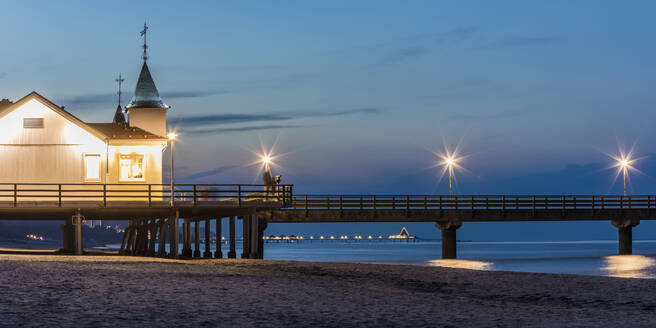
[215,217,222,258]
[194,219,201,258]
[170,211,179,258]
[203,219,212,258]
[258,218,267,259]
[242,216,250,258]
[158,218,168,257]
[147,219,157,256]
[228,216,236,258]
[249,215,259,259]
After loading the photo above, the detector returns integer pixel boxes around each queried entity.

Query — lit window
[120,154,145,181]
[84,154,101,182]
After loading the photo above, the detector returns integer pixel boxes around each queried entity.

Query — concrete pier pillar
[619,226,632,255]
[203,219,212,258]
[158,218,168,257]
[435,220,462,259]
[170,211,179,258]
[612,219,640,255]
[242,216,250,259]
[215,218,223,258]
[60,217,75,253]
[194,220,201,258]
[228,216,236,258]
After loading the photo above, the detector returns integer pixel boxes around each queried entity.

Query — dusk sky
[2,1,656,239]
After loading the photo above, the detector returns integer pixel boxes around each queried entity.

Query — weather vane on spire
[115,73,125,106]
[140,22,149,62]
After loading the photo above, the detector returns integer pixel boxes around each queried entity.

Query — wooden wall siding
[0,98,165,186]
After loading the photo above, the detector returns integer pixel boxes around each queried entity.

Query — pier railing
[0,183,293,208]
[291,195,656,211]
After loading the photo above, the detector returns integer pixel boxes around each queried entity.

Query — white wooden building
[0,62,170,188]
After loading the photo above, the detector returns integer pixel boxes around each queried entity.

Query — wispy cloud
[185,124,305,135]
[447,110,524,121]
[183,165,238,180]
[361,27,477,69]
[170,107,383,127]
[62,89,228,108]
[497,36,562,48]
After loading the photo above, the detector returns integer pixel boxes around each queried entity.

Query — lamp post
[445,157,455,198]
[620,160,628,196]
[167,132,177,206]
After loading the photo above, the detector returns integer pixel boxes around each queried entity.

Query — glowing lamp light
[262,155,271,164]
[167,132,177,140]
[620,160,628,168]
[445,157,455,166]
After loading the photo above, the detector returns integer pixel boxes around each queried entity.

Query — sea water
[104,240,656,278]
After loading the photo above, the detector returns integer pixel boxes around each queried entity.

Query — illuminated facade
[0,60,169,186]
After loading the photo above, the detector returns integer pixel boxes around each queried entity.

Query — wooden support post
[242,216,250,258]
[158,218,168,257]
[194,220,201,258]
[258,218,267,259]
[182,219,193,258]
[249,214,259,259]
[204,219,212,258]
[170,211,179,259]
[127,223,136,254]
[139,220,149,255]
[147,219,157,256]
[215,218,223,259]
[119,225,129,255]
[228,216,236,258]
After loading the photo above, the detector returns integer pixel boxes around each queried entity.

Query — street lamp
[167,132,177,206]
[619,159,629,196]
[445,157,456,198]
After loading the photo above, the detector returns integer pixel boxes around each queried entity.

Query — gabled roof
[126,62,169,109]
[87,123,166,140]
[0,91,167,141]
[0,91,108,141]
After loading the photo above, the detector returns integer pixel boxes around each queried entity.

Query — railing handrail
[288,194,656,211]
[0,183,293,209]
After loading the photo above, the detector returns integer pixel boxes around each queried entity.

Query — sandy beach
[0,254,654,327]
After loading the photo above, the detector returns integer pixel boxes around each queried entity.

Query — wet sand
[0,254,655,327]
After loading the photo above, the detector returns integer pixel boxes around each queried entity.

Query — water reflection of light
[426,259,494,271]
[601,255,656,278]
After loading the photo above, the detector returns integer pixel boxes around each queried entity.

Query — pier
[267,194,654,258]
[0,186,653,260]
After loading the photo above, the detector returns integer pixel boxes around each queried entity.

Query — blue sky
[2,1,656,239]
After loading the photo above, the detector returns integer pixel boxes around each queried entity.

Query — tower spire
[140,22,149,62]
[115,73,125,106]
[113,73,126,123]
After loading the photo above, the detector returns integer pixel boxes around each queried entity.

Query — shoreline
[1,254,655,327]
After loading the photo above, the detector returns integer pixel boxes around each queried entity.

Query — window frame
[83,153,102,183]
[23,117,44,128]
[119,153,146,182]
